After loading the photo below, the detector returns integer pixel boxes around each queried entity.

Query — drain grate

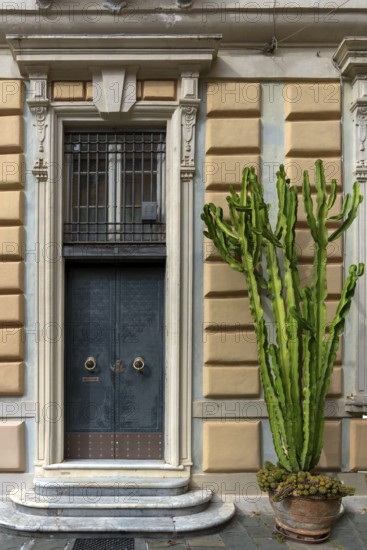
[74,539,135,550]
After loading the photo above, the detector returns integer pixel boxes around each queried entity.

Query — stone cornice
[6,34,221,78]
[37,0,192,7]
[333,37,367,79]
[2,5,367,48]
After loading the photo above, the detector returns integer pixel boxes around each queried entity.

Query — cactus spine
[202,160,364,472]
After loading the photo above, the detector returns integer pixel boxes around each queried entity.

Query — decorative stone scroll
[180,72,200,183]
[355,105,367,181]
[181,106,197,169]
[27,68,50,183]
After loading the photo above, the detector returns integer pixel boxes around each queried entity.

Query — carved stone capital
[181,170,195,183]
[32,158,48,184]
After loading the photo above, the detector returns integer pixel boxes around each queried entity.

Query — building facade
[0,0,366,532]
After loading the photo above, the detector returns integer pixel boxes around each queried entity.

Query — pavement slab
[186,535,225,547]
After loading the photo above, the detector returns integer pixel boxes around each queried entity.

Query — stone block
[204,297,253,329]
[0,362,24,395]
[284,83,340,120]
[285,120,341,156]
[0,154,24,188]
[0,80,24,115]
[297,193,342,224]
[204,330,258,364]
[207,82,261,115]
[0,294,23,324]
[350,419,367,471]
[298,263,342,296]
[205,191,232,221]
[335,337,342,363]
[204,154,261,190]
[203,366,260,397]
[0,226,24,260]
[204,262,247,296]
[326,300,340,324]
[316,420,342,471]
[142,81,176,100]
[187,534,225,547]
[295,228,342,261]
[206,118,261,154]
[207,229,343,263]
[53,81,85,101]
[0,420,25,471]
[85,81,93,101]
[0,261,23,293]
[284,157,342,189]
[204,238,220,262]
[203,421,261,472]
[0,116,23,154]
[0,191,23,225]
[0,327,24,360]
[328,367,343,397]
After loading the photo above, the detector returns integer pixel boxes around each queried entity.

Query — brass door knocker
[133,357,145,372]
[84,356,96,372]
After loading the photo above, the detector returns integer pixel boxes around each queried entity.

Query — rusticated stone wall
[0,79,25,472]
[202,81,345,473]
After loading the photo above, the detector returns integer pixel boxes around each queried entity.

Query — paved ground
[0,498,366,549]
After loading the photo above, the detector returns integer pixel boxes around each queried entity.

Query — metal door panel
[65,262,165,460]
[65,265,115,455]
[115,265,164,433]
[114,432,163,460]
[66,433,115,460]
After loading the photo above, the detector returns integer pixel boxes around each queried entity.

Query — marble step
[0,501,235,535]
[12,489,212,517]
[33,476,190,497]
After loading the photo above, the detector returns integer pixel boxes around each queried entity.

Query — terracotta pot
[269,492,342,542]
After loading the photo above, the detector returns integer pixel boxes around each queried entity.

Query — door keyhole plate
[112,359,124,373]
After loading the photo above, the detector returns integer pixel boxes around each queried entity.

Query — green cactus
[202,160,364,472]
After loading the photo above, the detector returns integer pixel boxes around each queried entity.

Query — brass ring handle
[84,356,96,372]
[133,357,145,372]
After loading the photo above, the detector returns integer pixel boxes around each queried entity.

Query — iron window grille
[64,131,166,243]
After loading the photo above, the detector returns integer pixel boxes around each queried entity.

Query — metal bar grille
[64,131,166,243]
[74,539,134,550]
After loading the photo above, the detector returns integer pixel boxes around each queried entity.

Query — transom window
[64,130,166,243]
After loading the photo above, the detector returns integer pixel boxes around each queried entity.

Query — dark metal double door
[65,262,164,460]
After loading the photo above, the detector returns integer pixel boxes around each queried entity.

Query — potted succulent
[201,160,363,543]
